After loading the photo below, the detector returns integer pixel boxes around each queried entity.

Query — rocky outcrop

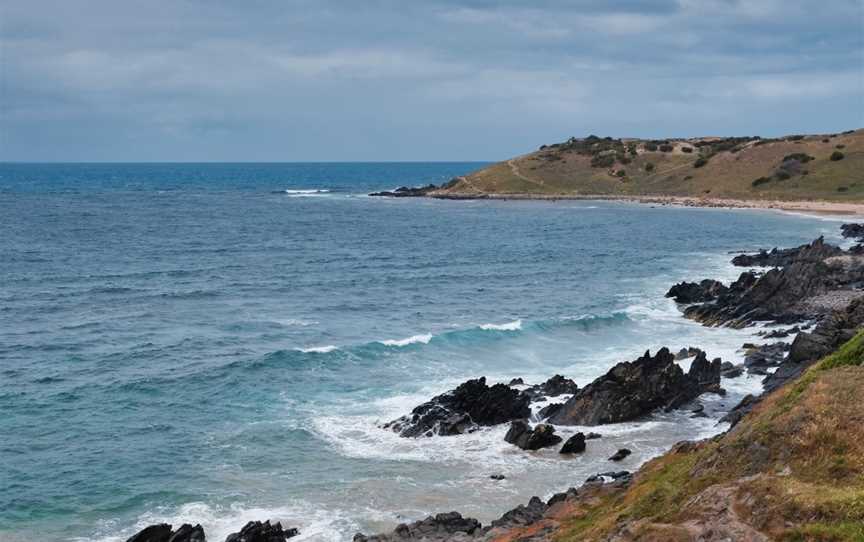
[666,280,727,304]
[504,421,562,450]
[609,449,632,461]
[547,348,721,426]
[682,237,864,327]
[743,342,789,372]
[763,295,864,390]
[384,377,531,437]
[841,223,864,240]
[731,237,842,267]
[369,184,440,197]
[352,512,481,542]
[127,524,206,542]
[225,521,298,542]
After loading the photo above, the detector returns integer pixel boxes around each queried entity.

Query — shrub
[752,176,772,187]
[831,151,845,161]
[590,154,616,168]
[659,144,674,152]
[836,144,846,149]
[684,175,693,180]
[681,147,693,153]
[646,143,658,151]
[693,157,708,168]
[783,153,813,163]
[838,186,849,192]
[616,170,626,178]
[620,156,631,165]
[645,163,655,172]
[822,138,830,143]
[776,170,792,181]
[787,135,805,141]
[627,144,638,156]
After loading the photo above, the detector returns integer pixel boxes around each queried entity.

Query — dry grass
[445,130,864,201]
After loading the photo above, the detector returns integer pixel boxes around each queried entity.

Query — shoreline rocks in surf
[126,521,297,542]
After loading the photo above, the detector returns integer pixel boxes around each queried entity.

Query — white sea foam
[378,333,433,347]
[283,189,331,194]
[82,500,359,542]
[479,319,522,331]
[275,318,319,327]
[297,345,339,353]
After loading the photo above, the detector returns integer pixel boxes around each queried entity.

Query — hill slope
[492,331,864,541]
[436,130,864,202]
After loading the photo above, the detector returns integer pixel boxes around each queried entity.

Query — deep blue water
[0,163,845,541]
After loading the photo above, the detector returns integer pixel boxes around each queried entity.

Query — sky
[1,0,863,162]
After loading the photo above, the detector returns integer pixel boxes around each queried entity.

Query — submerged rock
[547,348,721,426]
[384,377,531,437]
[609,449,632,461]
[225,521,298,542]
[504,420,562,450]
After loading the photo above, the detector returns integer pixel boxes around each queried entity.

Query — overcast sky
[1,0,863,161]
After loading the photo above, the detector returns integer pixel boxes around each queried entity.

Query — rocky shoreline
[126,223,864,542]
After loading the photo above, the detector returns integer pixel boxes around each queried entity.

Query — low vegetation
[553,331,864,541]
[436,130,864,201]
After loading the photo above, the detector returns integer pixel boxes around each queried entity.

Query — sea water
[0,162,849,541]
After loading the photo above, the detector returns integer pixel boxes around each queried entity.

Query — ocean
[0,162,847,541]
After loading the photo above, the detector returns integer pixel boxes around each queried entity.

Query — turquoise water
[0,163,845,541]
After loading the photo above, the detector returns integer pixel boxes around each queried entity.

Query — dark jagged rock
[763,326,800,339]
[731,237,842,267]
[225,521,297,542]
[547,348,720,426]
[585,470,632,484]
[763,296,864,391]
[720,361,744,378]
[609,449,632,461]
[384,377,531,437]
[559,432,586,454]
[674,346,702,360]
[489,474,506,480]
[719,394,761,427]
[546,487,580,506]
[169,525,206,542]
[504,420,562,450]
[127,525,174,542]
[527,374,578,397]
[743,342,789,369]
[352,512,481,542]
[507,377,524,386]
[666,280,728,304]
[841,223,864,240]
[683,237,863,327]
[489,496,547,529]
[536,402,563,420]
[369,184,439,198]
[585,432,602,440]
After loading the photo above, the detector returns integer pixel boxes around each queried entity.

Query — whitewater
[0,162,846,541]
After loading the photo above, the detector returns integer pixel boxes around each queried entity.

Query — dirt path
[507,157,547,188]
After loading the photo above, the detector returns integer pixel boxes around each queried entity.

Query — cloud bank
[1,0,862,160]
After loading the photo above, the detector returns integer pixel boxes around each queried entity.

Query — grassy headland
[434,129,864,205]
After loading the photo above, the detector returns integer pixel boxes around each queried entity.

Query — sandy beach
[430,192,864,216]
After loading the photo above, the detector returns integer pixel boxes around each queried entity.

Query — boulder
[489,496,548,530]
[536,402,563,420]
[504,421,562,450]
[585,432,602,440]
[744,342,789,368]
[585,471,632,484]
[225,521,297,542]
[559,432,586,454]
[548,348,720,426]
[384,377,531,437]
